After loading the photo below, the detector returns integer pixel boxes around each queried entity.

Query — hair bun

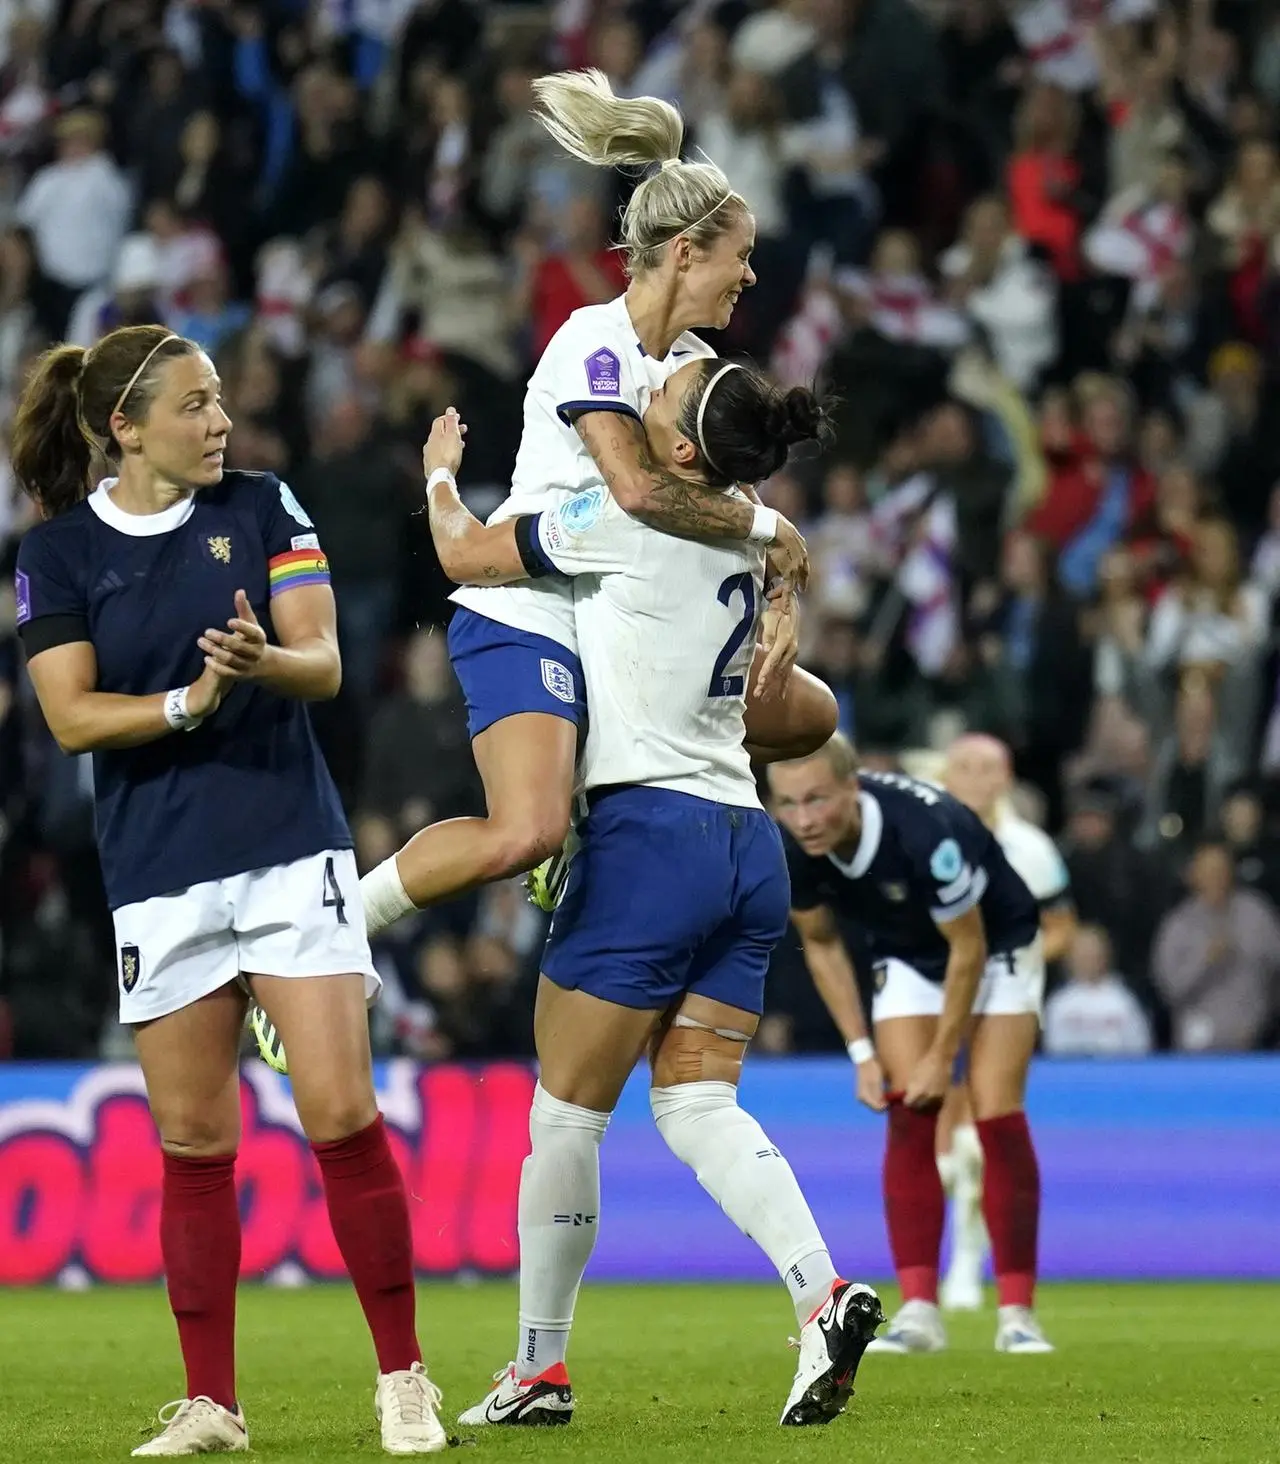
[767,387,826,447]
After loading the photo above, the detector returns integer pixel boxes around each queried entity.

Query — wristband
[847,1037,876,1065]
[747,504,779,544]
[425,467,456,493]
[163,687,203,732]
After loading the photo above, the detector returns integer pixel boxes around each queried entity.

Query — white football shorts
[112,848,379,1024]
[870,935,1045,1025]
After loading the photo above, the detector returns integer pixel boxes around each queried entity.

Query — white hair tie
[695,361,743,474]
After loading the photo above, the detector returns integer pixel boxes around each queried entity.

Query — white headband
[695,362,743,474]
[112,333,180,419]
[653,188,737,248]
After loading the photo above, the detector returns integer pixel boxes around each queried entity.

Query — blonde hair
[531,68,746,276]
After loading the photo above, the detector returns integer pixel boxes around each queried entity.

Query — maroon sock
[313,1114,421,1374]
[977,1111,1040,1308]
[160,1152,240,1412]
[882,1100,944,1303]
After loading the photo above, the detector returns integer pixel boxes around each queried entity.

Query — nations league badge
[120,944,141,993]
[585,347,620,396]
[14,569,30,626]
[560,488,605,535]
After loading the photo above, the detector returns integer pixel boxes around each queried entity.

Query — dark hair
[676,360,834,487]
[11,325,196,518]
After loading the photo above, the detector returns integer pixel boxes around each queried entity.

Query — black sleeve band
[514,515,553,579]
[19,613,91,658]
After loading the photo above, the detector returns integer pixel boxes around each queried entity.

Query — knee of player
[790,676,839,757]
[968,1089,1028,1124]
[649,1072,742,1127]
[294,1089,380,1146]
[157,1120,240,1160]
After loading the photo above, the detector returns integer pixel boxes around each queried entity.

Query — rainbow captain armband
[268,546,331,596]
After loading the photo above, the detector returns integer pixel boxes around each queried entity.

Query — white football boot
[524,826,581,912]
[780,1281,885,1426]
[131,1398,248,1456]
[457,1362,575,1427]
[374,1361,448,1454]
[865,1298,948,1354]
[247,1003,288,1074]
[995,1306,1055,1354]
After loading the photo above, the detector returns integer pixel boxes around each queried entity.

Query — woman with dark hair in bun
[415,361,883,1434]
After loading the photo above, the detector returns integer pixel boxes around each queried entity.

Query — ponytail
[11,345,94,519]
[532,68,744,277]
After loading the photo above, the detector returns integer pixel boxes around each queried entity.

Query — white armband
[163,687,203,732]
[425,467,455,493]
[748,505,779,544]
[847,1037,876,1066]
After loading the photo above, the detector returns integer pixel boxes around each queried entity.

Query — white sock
[651,1081,839,1325]
[943,1123,988,1283]
[360,856,415,937]
[515,1082,610,1379]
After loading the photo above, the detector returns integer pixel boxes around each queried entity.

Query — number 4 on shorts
[322,855,348,925]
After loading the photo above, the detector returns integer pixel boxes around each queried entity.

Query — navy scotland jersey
[785,770,1039,983]
[15,470,351,909]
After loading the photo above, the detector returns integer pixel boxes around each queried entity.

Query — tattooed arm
[571,410,810,585]
[573,409,754,537]
[422,410,529,585]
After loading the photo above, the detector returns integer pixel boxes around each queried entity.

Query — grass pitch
[3,1282,1278,1463]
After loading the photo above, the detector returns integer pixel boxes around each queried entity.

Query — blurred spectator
[809,461,875,624]
[67,232,168,347]
[520,193,626,359]
[1083,146,1193,314]
[1007,83,1084,281]
[16,108,130,331]
[354,627,480,874]
[1043,923,1153,1055]
[939,192,1057,390]
[1186,343,1280,543]
[1144,672,1246,859]
[1031,378,1155,600]
[1152,840,1280,1051]
[1062,779,1172,1005]
[1219,781,1280,910]
[292,395,414,706]
[973,528,1090,824]
[0,227,40,410]
[1145,517,1266,679]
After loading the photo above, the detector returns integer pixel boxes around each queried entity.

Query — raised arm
[571,410,809,588]
[421,410,545,586]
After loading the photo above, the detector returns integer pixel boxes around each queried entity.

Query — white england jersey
[451,294,714,646]
[530,487,765,809]
[994,810,1071,907]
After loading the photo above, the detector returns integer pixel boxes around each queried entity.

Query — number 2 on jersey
[708,572,757,698]
[322,855,348,925]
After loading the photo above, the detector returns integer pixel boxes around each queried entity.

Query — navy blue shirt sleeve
[900,814,989,925]
[15,522,90,656]
[785,837,828,911]
[252,474,334,601]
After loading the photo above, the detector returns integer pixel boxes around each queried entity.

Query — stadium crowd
[1,0,1279,1060]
